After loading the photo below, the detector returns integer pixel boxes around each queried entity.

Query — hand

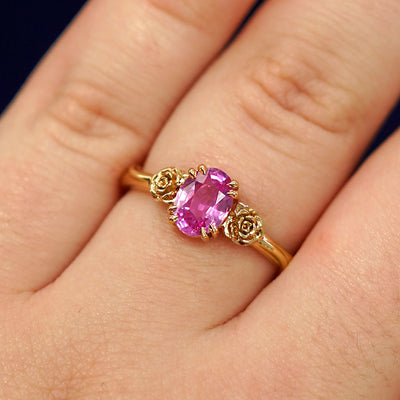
[0,1,400,398]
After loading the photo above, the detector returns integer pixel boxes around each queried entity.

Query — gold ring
[121,164,292,271]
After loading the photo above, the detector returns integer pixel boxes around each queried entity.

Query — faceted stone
[173,168,234,237]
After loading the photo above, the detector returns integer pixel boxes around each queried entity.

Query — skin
[0,0,399,398]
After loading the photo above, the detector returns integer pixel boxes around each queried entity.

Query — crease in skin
[145,0,255,37]
[43,80,147,143]
[146,0,210,32]
[267,32,366,104]
[238,101,308,164]
[1,0,400,398]
[243,53,361,137]
[231,69,341,172]
[242,74,318,144]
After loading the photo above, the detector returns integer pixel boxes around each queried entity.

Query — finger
[237,128,400,399]
[72,0,400,330]
[0,0,256,293]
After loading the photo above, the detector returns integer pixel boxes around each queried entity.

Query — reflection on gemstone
[173,168,234,237]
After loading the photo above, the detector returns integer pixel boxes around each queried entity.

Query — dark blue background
[1,1,399,158]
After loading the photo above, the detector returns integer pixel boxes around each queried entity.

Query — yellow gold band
[122,165,292,272]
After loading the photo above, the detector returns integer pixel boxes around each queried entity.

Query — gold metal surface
[252,235,292,270]
[121,165,292,271]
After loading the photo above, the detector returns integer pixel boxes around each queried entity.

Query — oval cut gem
[173,168,234,237]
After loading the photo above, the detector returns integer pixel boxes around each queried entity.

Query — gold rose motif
[150,168,184,203]
[224,203,263,245]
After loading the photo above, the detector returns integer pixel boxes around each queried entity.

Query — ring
[121,164,292,271]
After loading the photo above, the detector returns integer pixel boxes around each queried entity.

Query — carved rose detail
[150,168,183,203]
[224,203,263,245]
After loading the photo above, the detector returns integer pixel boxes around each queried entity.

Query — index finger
[0,0,256,293]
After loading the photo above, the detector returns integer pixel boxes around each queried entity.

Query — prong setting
[169,214,178,223]
[197,164,207,175]
[227,190,238,199]
[169,205,177,213]
[227,180,239,190]
[124,165,292,271]
[201,227,209,241]
[171,166,234,239]
[209,223,218,238]
[168,205,178,224]
[188,168,197,178]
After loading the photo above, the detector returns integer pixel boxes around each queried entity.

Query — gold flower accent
[150,168,184,203]
[224,203,263,245]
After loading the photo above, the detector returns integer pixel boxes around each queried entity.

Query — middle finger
[71,0,400,330]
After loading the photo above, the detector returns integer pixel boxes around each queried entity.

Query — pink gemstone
[173,168,234,237]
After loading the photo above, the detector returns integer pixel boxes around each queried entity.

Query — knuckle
[147,0,228,35]
[232,46,363,143]
[35,78,143,169]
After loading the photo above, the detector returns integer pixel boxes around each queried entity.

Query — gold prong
[188,168,197,178]
[209,223,218,238]
[198,164,207,175]
[169,215,178,223]
[227,190,238,198]
[169,205,178,213]
[201,227,209,241]
[227,180,238,190]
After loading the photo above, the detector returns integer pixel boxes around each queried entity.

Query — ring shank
[252,236,292,271]
[122,166,292,271]
[121,166,152,191]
